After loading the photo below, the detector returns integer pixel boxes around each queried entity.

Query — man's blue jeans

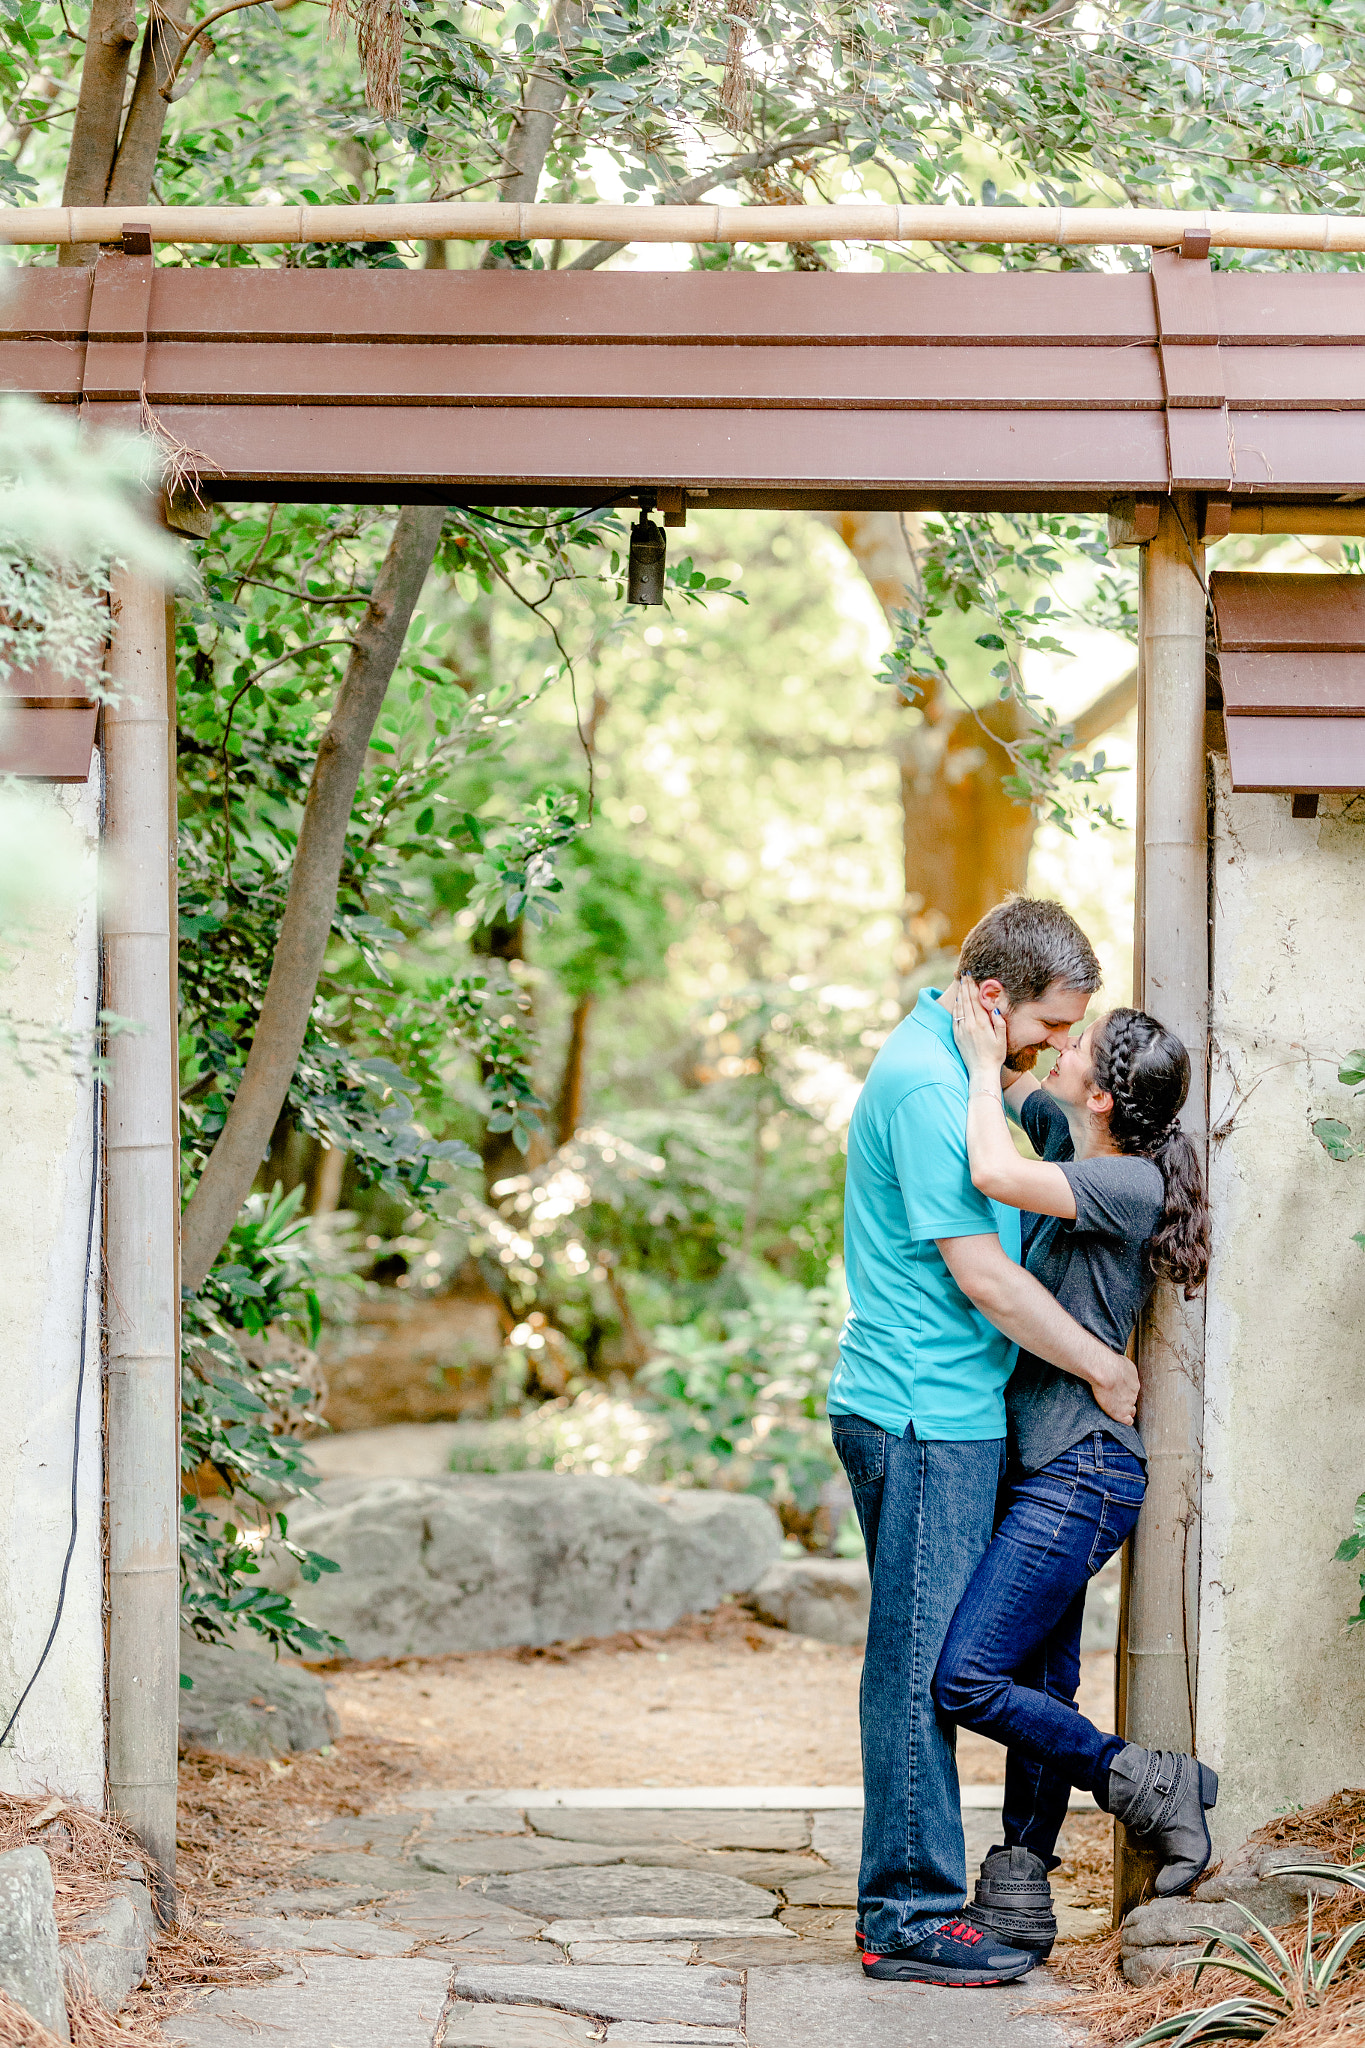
[933,1432,1147,1866]
[831,1413,1005,1952]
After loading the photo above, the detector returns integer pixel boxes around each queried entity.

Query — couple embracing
[829,896,1216,1989]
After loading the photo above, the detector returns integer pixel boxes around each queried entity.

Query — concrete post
[103,569,178,1915]
[1115,498,1209,1918]
[0,773,105,1799]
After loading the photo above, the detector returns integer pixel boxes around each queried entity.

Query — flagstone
[475,1866,778,1923]
[453,1964,744,2029]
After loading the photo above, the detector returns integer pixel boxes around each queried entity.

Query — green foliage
[640,1277,846,1513]
[445,1388,664,1478]
[0,397,176,691]
[538,825,677,1005]
[878,510,1134,833]
[441,1277,845,1517]
[462,789,585,935]
[1313,1116,1357,1162]
[1333,1489,1365,1627]
[1314,1048,1365,1624]
[1127,1864,1365,2047]
[180,1186,346,1658]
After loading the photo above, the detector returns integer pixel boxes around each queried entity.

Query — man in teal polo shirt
[829,897,1139,1988]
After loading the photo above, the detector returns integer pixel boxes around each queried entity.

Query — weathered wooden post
[1115,496,1209,1918]
[103,567,179,1916]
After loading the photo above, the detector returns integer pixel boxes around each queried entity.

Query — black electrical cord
[0,755,105,1750]
[458,500,622,536]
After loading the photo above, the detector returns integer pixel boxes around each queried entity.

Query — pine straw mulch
[1055,1811,1116,1911]
[0,1741,428,2045]
[0,1792,277,2048]
[176,1728,425,1896]
[1051,1787,1365,2048]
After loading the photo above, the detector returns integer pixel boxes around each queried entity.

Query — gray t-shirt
[1006,1090,1162,1475]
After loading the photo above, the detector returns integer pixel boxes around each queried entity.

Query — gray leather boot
[1106,1745,1219,1896]
[963,1845,1057,1958]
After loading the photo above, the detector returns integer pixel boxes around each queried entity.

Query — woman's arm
[1002,1071,1040,1117]
[952,979,1077,1220]
[967,1093,1077,1219]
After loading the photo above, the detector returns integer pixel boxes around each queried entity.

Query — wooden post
[103,568,179,1918]
[1114,497,1210,1920]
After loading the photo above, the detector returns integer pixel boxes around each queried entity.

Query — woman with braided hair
[928,986,1213,1959]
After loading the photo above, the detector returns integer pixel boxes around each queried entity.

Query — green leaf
[1313,1117,1356,1162]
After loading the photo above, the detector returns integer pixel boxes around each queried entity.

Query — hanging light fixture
[627,505,666,606]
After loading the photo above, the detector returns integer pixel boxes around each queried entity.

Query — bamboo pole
[103,568,179,1921]
[3,199,1365,250]
[1114,496,1209,1922]
[1229,507,1365,534]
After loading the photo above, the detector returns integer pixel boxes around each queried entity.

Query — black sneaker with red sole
[861,1917,1037,1986]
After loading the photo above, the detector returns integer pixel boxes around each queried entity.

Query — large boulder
[179,1635,341,1758]
[266,1473,783,1659]
[0,1846,68,2040]
[60,1866,155,2015]
[743,1558,870,1645]
[1119,1836,1342,1985]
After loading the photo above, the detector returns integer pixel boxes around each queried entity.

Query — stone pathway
[169,1791,1096,2048]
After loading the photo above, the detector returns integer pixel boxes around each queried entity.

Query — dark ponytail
[1091,1008,1211,1299]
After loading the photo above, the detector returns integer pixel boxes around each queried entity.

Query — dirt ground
[317,1602,1117,1791]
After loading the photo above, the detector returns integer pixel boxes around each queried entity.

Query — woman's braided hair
[1091,1008,1210,1298]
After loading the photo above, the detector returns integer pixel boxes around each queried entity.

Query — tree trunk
[499,0,586,204]
[106,6,185,208]
[554,992,594,1147]
[898,692,1038,953]
[59,0,139,262]
[819,510,1137,955]
[310,1143,347,1216]
[478,915,531,1199]
[179,503,446,1290]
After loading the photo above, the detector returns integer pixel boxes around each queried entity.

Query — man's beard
[1003,1045,1041,1074]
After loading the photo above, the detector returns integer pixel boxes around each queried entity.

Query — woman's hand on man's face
[952,974,1009,1083]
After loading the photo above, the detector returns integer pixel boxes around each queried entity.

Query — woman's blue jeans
[831,1412,1006,1951]
[933,1432,1147,1866]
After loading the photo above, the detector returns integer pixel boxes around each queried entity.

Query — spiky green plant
[1127,1863,1365,2048]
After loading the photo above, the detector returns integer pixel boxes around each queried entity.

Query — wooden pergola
[13,238,1365,520]
[6,212,1362,1909]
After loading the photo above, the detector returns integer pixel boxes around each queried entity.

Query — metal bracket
[80,222,155,413]
[1151,248,1232,494]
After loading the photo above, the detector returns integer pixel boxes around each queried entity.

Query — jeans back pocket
[831,1417,887,1491]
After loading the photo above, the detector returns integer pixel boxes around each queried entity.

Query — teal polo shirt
[829,987,1020,1441]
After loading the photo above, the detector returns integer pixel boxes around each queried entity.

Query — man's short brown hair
[957,896,1101,1005]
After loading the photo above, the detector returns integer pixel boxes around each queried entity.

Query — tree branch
[1064,665,1137,751]
[179,503,445,1291]
[157,0,270,101]
[564,125,843,272]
